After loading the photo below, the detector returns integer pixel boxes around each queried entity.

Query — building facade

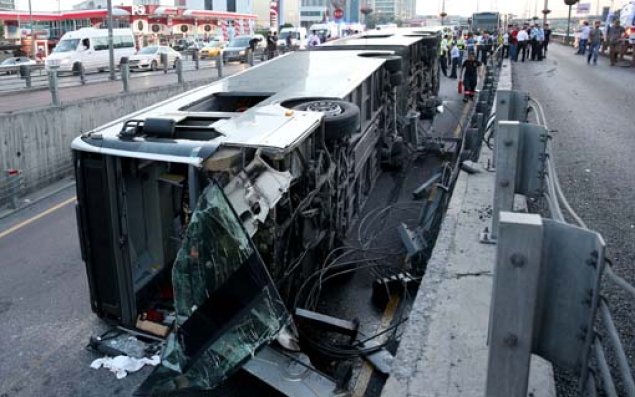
[368,0,414,20]
[253,0,300,29]
[181,0,253,13]
[0,0,15,11]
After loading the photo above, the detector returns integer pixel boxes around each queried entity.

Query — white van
[46,28,136,74]
[308,23,338,43]
[277,27,307,50]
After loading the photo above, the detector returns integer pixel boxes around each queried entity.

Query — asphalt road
[513,43,635,395]
[0,60,249,114]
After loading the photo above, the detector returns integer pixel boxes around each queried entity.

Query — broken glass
[136,182,290,395]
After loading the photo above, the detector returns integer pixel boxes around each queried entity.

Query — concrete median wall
[0,79,211,195]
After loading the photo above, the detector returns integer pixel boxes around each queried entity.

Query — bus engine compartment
[70,29,471,396]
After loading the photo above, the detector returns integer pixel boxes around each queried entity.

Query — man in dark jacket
[461,52,481,102]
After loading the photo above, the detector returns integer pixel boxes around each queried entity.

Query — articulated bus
[72,33,442,395]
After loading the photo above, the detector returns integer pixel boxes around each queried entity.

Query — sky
[15,0,633,18]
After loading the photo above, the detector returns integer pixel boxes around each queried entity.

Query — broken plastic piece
[90,355,161,379]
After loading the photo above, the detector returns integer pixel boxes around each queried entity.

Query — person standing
[543,23,552,58]
[480,32,492,65]
[502,29,510,58]
[307,30,321,47]
[577,21,591,55]
[266,31,278,60]
[607,19,625,66]
[587,20,602,65]
[460,52,481,102]
[456,34,466,65]
[517,26,529,62]
[510,26,519,61]
[439,35,449,77]
[449,43,460,79]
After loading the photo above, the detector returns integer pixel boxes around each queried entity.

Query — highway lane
[513,43,635,396]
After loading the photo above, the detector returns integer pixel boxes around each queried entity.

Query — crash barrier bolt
[120,57,130,93]
[176,59,184,85]
[216,54,224,78]
[193,50,200,70]
[248,49,255,66]
[5,169,22,209]
[48,66,60,106]
[163,53,169,74]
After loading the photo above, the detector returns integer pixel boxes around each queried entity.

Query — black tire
[150,60,158,71]
[293,99,360,142]
[390,71,403,86]
[72,62,82,76]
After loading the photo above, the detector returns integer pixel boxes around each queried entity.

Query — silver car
[128,45,182,71]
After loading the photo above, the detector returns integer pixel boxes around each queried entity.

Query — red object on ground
[144,309,165,322]
[458,80,463,94]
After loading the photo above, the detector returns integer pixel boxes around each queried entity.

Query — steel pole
[565,4,572,45]
[107,0,116,81]
[28,0,35,59]
[543,0,548,26]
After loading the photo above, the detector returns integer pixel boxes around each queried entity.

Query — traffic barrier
[176,58,184,84]
[484,90,635,397]
[216,53,224,78]
[47,67,60,106]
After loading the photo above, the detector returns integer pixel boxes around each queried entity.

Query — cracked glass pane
[137,182,290,395]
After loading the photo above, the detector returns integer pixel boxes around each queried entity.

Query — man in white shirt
[449,43,460,78]
[517,26,529,62]
[577,21,591,55]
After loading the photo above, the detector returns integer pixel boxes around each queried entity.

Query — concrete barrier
[0,79,214,196]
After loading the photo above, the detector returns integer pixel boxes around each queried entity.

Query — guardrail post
[20,65,32,88]
[120,57,130,93]
[489,121,521,241]
[79,63,86,85]
[247,48,254,66]
[193,50,200,70]
[486,212,543,397]
[176,58,184,84]
[161,52,168,74]
[216,53,224,78]
[48,66,60,106]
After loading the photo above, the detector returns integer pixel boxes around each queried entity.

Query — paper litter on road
[90,355,161,379]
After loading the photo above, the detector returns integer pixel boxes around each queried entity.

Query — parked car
[0,56,36,75]
[223,34,266,62]
[128,46,182,71]
[45,27,135,74]
[172,38,195,51]
[198,40,224,59]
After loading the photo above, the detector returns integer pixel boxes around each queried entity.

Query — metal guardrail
[484,89,635,397]
[0,52,269,103]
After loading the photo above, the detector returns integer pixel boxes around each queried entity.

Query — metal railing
[0,52,268,102]
[484,89,635,397]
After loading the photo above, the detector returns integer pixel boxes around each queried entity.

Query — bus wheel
[294,99,360,142]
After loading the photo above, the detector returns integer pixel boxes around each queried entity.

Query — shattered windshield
[137,182,290,394]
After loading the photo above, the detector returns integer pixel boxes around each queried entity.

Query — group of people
[501,23,552,62]
[438,31,495,102]
[576,19,634,67]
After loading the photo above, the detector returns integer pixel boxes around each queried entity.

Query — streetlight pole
[107,0,116,81]
[565,4,573,44]
[28,0,35,58]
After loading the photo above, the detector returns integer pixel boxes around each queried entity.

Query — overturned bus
[72,41,440,395]
[314,28,442,121]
